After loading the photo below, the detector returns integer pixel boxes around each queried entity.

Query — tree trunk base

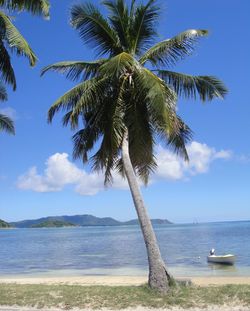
[148,264,173,294]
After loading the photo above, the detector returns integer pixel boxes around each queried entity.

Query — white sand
[1,275,250,286]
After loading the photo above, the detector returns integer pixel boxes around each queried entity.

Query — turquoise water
[0,221,249,277]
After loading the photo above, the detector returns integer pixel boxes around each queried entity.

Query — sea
[0,221,249,278]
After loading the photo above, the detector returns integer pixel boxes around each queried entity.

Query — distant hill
[0,219,11,228]
[31,220,77,228]
[10,214,172,228]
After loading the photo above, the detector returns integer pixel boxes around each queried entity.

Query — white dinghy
[207,249,236,265]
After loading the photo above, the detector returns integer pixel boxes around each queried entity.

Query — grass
[0,283,250,309]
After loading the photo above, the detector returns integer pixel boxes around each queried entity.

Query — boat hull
[207,254,236,265]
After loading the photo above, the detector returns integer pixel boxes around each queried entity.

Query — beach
[1,275,250,311]
[1,275,250,286]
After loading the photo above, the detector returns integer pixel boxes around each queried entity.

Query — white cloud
[0,107,18,120]
[17,141,231,195]
[155,141,231,181]
[17,153,127,195]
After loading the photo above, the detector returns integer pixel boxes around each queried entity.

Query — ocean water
[0,221,249,277]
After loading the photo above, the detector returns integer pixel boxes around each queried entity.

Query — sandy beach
[1,275,250,286]
[1,276,250,311]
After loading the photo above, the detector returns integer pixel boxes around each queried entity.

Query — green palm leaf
[102,0,130,51]
[0,40,16,89]
[41,59,107,81]
[131,0,159,54]
[100,52,139,77]
[0,113,15,134]
[135,67,177,114]
[0,11,37,67]
[158,70,228,101]
[91,79,126,184]
[47,77,109,126]
[133,67,191,160]
[71,2,122,56]
[123,93,156,184]
[0,82,7,101]
[139,29,208,66]
[0,0,50,18]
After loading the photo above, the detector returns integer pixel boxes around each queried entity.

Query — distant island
[8,214,172,228]
[0,219,12,228]
[31,220,77,228]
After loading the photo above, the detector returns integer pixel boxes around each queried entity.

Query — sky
[0,0,249,224]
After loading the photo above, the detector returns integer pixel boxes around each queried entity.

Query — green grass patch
[0,283,250,309]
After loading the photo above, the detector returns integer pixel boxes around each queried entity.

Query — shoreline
[1,275,250,286]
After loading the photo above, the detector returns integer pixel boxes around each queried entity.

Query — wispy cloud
[17,141,231,195]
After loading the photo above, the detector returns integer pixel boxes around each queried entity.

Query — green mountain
[31,220,77,228]
[0,219,11,228]
[10,214,172,228]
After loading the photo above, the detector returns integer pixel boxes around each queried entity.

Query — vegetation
[0,0,50,134]
[11,214,172,228]
[31,220,77,228]
[0,283,249,309]
[0,218,11,228]
[42,0,227,293]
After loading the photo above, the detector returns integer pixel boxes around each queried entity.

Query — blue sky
[0,0,249,223]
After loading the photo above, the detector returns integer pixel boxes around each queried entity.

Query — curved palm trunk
[121,128,172,293]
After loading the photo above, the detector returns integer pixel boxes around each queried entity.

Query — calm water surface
[0,221,249,277]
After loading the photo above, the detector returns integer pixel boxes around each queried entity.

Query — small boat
[207,254,236,265]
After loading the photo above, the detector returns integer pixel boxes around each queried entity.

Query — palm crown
[42,0,227,184]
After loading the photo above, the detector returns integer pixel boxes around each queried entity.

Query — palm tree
[42,0,227,293]
[0,0,50,132]
[0,82,14,134]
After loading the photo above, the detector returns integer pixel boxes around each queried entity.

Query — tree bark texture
[121,128,172,293]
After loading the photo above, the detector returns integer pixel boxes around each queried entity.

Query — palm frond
[129,0,136,19]
[166,115,192,161]
[0,113,15,134]
[124,93,156,184]
[135,67,177,116]
[102,0,130,51]
[71,2,122,56]
[0,0,50,18]
[72,120,101,164]
[134,68,192,160]
[0,40,16,89]
[139,29,208,66]
[158,70,228,101]
[0,11,37,67]
[47,77,108,125]
[91,78,126,184]
[100,52,139,78]
[131,0,159,54]
[0,82,8,101]
[41,59,106,81]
